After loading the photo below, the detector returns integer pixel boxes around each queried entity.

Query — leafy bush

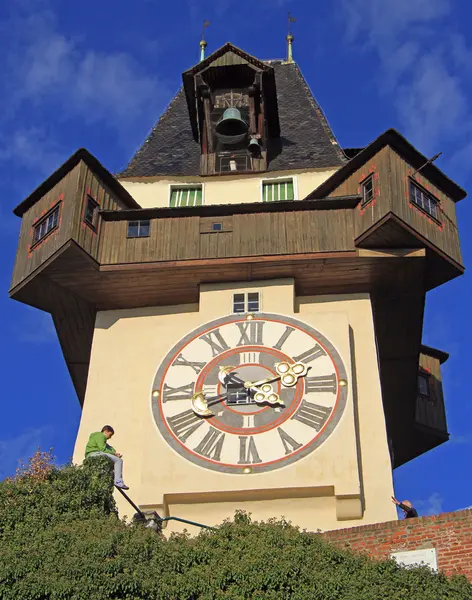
[0,452,471,599]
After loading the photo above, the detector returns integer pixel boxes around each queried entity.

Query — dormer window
[262,178,295,202]
[182,44,280,176]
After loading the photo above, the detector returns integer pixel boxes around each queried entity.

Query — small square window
[84,195,99,228]
[247,292,260,312]
[212,222,223,232]
[233,293,246,314]
[418,373,431,398]
[127,220,150,238]
[361,174,374,205]
[232,292,260,314]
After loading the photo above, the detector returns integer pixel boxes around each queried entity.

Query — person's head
[101,425,115,440]
[401,500,412,510]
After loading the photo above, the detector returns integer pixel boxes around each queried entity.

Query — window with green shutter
[170,186,203,207]
[262,179,295,202]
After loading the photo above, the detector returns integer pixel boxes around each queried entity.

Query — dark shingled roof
[119,60,346,178]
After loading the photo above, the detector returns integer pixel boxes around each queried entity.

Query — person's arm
[93,433,115,455]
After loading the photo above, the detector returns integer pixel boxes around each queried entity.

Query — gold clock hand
[244,375,281,389]
[245,362,311,391]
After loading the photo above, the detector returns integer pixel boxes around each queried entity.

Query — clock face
[151,313,348,474]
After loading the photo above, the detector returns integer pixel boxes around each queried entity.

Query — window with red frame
[409,180,439,221]
[84,195,99,228]
[361,174,374,205]
[33,205,60,246]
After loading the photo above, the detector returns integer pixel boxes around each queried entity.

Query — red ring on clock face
[194,346,304,435]
[152,313,349,474]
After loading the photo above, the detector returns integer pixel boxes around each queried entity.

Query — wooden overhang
[13,148,140,217]
[420,344,449,364]
[306,129,466,203]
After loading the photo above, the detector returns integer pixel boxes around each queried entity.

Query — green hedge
[0,454,471,600]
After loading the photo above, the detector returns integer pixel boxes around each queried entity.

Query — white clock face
[151,313,348,474]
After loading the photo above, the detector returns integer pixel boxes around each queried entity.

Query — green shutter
[170,187,203,207]
[263,180,294,202]
[287,180,294,200]
[196,188,203,206]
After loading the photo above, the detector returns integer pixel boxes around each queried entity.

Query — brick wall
[322,509,472,580]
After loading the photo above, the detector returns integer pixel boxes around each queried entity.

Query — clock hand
[191,386,249,417]
[245,362,311,390]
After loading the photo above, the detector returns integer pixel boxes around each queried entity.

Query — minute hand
[244,376,280,389]
[246,363,311,390]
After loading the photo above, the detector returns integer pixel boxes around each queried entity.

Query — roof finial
[200,20,210,62]
[286,12,295,63]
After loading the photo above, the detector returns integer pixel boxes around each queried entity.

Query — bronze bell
[248,138,261,155]
[215,108,248,144]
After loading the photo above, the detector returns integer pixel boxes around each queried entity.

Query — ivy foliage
[1,451,471,600]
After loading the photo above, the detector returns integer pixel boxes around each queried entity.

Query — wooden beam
[357,248,426,259]
[100,251,360,273]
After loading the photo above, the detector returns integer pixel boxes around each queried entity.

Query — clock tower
[9,42,466,533]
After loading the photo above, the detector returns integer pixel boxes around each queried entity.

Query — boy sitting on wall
[85,425,129,490]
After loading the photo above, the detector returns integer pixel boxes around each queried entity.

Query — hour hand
[191,391,214,417]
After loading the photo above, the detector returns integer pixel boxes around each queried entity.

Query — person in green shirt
[85,425,129,490]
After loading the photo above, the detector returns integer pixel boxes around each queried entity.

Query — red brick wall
[322,509,472,580]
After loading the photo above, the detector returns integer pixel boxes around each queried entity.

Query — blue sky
[1,0,471,518]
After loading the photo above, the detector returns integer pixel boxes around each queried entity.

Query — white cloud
[414,492,444,516]
[0,2,168,174]
[341,0,472,162]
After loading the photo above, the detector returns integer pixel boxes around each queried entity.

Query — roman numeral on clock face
[238,436,262,464]
[293,344,327,364]
[291,399,332,431]
[277,427,302,455]
[194,427,225,461]
[163,382,195,402]
[239,352,260,365]
[272,326,295,351]
[236,321,264,346]
[202,383,219,398]
[172,353,206,374]
[167,409,204,442]
[199,329,230,357]
[305,373,337,394]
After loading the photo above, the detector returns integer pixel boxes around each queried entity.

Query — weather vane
[286,12,296,63]
[200,20,210,61]
[287,12,296,36]
[202,19,210,41]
